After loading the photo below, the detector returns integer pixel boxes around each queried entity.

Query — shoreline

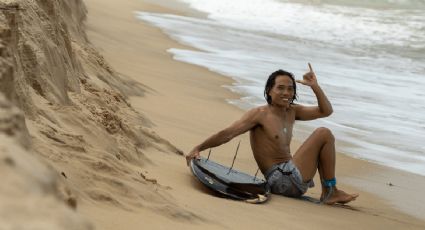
[137,2,425,178]
[83,0,425,229]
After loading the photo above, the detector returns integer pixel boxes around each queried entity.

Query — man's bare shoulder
[249,105,269,113]
[245,105,269,120]
[291,103,304,113]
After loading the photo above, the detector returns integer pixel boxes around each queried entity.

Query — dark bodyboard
[190,157,270,203]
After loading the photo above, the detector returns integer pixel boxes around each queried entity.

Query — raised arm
[186,107,263,165]
[294,63,333,121]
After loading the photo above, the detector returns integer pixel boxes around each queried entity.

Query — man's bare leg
[292,127,358,204]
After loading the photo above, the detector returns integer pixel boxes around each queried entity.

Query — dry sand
[82,0,425,229]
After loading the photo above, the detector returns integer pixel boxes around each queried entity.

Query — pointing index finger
[308,63,314,72]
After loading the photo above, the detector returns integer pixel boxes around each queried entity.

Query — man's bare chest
[260,112,295,142]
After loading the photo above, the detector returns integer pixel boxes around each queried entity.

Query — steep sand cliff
[0,0,194,228]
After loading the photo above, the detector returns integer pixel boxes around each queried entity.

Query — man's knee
[314,127,334,141]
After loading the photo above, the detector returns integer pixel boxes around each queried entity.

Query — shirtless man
[186,63,358,204]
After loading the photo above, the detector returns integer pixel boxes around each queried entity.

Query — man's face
[269,75,294,108]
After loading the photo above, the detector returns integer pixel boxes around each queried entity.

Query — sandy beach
[1,0,424,229]
[81,0,425,229]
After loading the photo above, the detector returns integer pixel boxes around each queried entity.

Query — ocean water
[137,0,425,176]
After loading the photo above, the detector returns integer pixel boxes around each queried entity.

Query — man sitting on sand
[186,63,358,204]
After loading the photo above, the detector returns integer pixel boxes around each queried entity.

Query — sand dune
[0,0,194,228]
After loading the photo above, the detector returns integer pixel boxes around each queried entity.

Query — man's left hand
[296,63,318,87]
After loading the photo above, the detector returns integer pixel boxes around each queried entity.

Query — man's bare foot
[321,187,359,205]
